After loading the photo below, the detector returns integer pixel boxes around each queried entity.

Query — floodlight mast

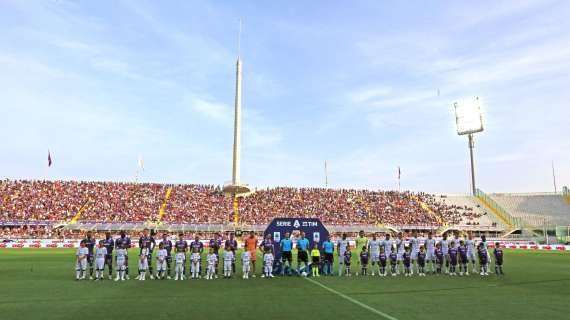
[454,97,484,196]
[468,133,476,196]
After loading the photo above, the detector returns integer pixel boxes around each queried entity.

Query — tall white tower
[224,20,250,196]
[232,44,242,186]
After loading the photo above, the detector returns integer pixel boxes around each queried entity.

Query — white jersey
[140,248,149,258]
[95,247,107,260]
[116,248,127,264]
[155,249,167,271]
[440,239,449,254]
[425,238,436,252]
[338,239,349,255]
[207,253,217,267]
[77,247,89,259]
[396,239,405,254]
[466,239,475,253]
[241,251,251,264]
[191,252,201,263]
[76,247,89,270]
[383,239,393,255]
[263,253,274,266]
[156,249,167,262]
[175,252,185,264]
[224,251,234,263]
[410,237,420,253]
[139,248,149,269]
[76,247,89,271]
[369,240,381,255]
[452,238,460,249]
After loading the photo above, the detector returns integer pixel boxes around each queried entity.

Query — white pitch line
[305,277,399,320]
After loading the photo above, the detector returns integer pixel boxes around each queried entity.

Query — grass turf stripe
[305,277,399,320]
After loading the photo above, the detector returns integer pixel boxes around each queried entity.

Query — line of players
[74,229,505,281]
[75,229,243,281]
[335,231,505,277]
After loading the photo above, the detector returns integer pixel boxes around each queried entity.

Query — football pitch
[0,249,569,320]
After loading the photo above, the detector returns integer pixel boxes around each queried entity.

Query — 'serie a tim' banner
[264,218,330,259]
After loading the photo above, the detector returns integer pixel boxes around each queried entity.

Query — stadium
[1,2,569,320]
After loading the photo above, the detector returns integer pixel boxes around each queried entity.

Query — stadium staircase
[155,187,173,224]
[69,198,94,224]
[436,225,452,235]
[377,222,399,233]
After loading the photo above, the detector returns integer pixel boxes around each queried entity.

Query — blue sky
[1,0,569,193]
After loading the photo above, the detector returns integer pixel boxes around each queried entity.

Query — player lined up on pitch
[74,229,505,281]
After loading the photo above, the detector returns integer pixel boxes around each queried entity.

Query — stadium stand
[489,193,570,226]
[1,179,504,238]
[433,194,496,226]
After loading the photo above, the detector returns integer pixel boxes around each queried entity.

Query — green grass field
[0,249,569,320]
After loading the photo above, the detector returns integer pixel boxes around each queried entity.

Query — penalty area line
[304,277,399,320]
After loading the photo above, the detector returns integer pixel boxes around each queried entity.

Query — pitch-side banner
[1,239,569,251]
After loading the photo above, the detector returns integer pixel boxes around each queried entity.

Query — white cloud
[347,85,392,104]
[187,96,233,125]
[53,40,103,55]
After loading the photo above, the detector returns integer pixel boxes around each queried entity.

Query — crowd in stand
[239,188,440,226]
[163,184,230,224]
[422,194,486,225]
[1,225,51,239]
[1,180,488,228]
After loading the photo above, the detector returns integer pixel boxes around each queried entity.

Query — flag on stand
[138,156,144,172]
[48,151,52,167]
[397,166,401,191]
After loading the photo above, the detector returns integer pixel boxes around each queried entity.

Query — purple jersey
[417,252,426,267]
[260,239,275,254]
[209,239,221,254]
[360,251,369,265]
[458,245,468,263]
[84,237,96,256]
[102,237,114,255]
[478,247,487,264]
[162,239,173,255]
[115,236,131,250]
[493,248,503,265]
[190,240,203,253]
[379,252,387,267]
[225,239,238,253]
[139,236,156,253]
[435,248,443,264]
[175,240,187,253]
[449,247,458,265]
[344,251,352,265]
